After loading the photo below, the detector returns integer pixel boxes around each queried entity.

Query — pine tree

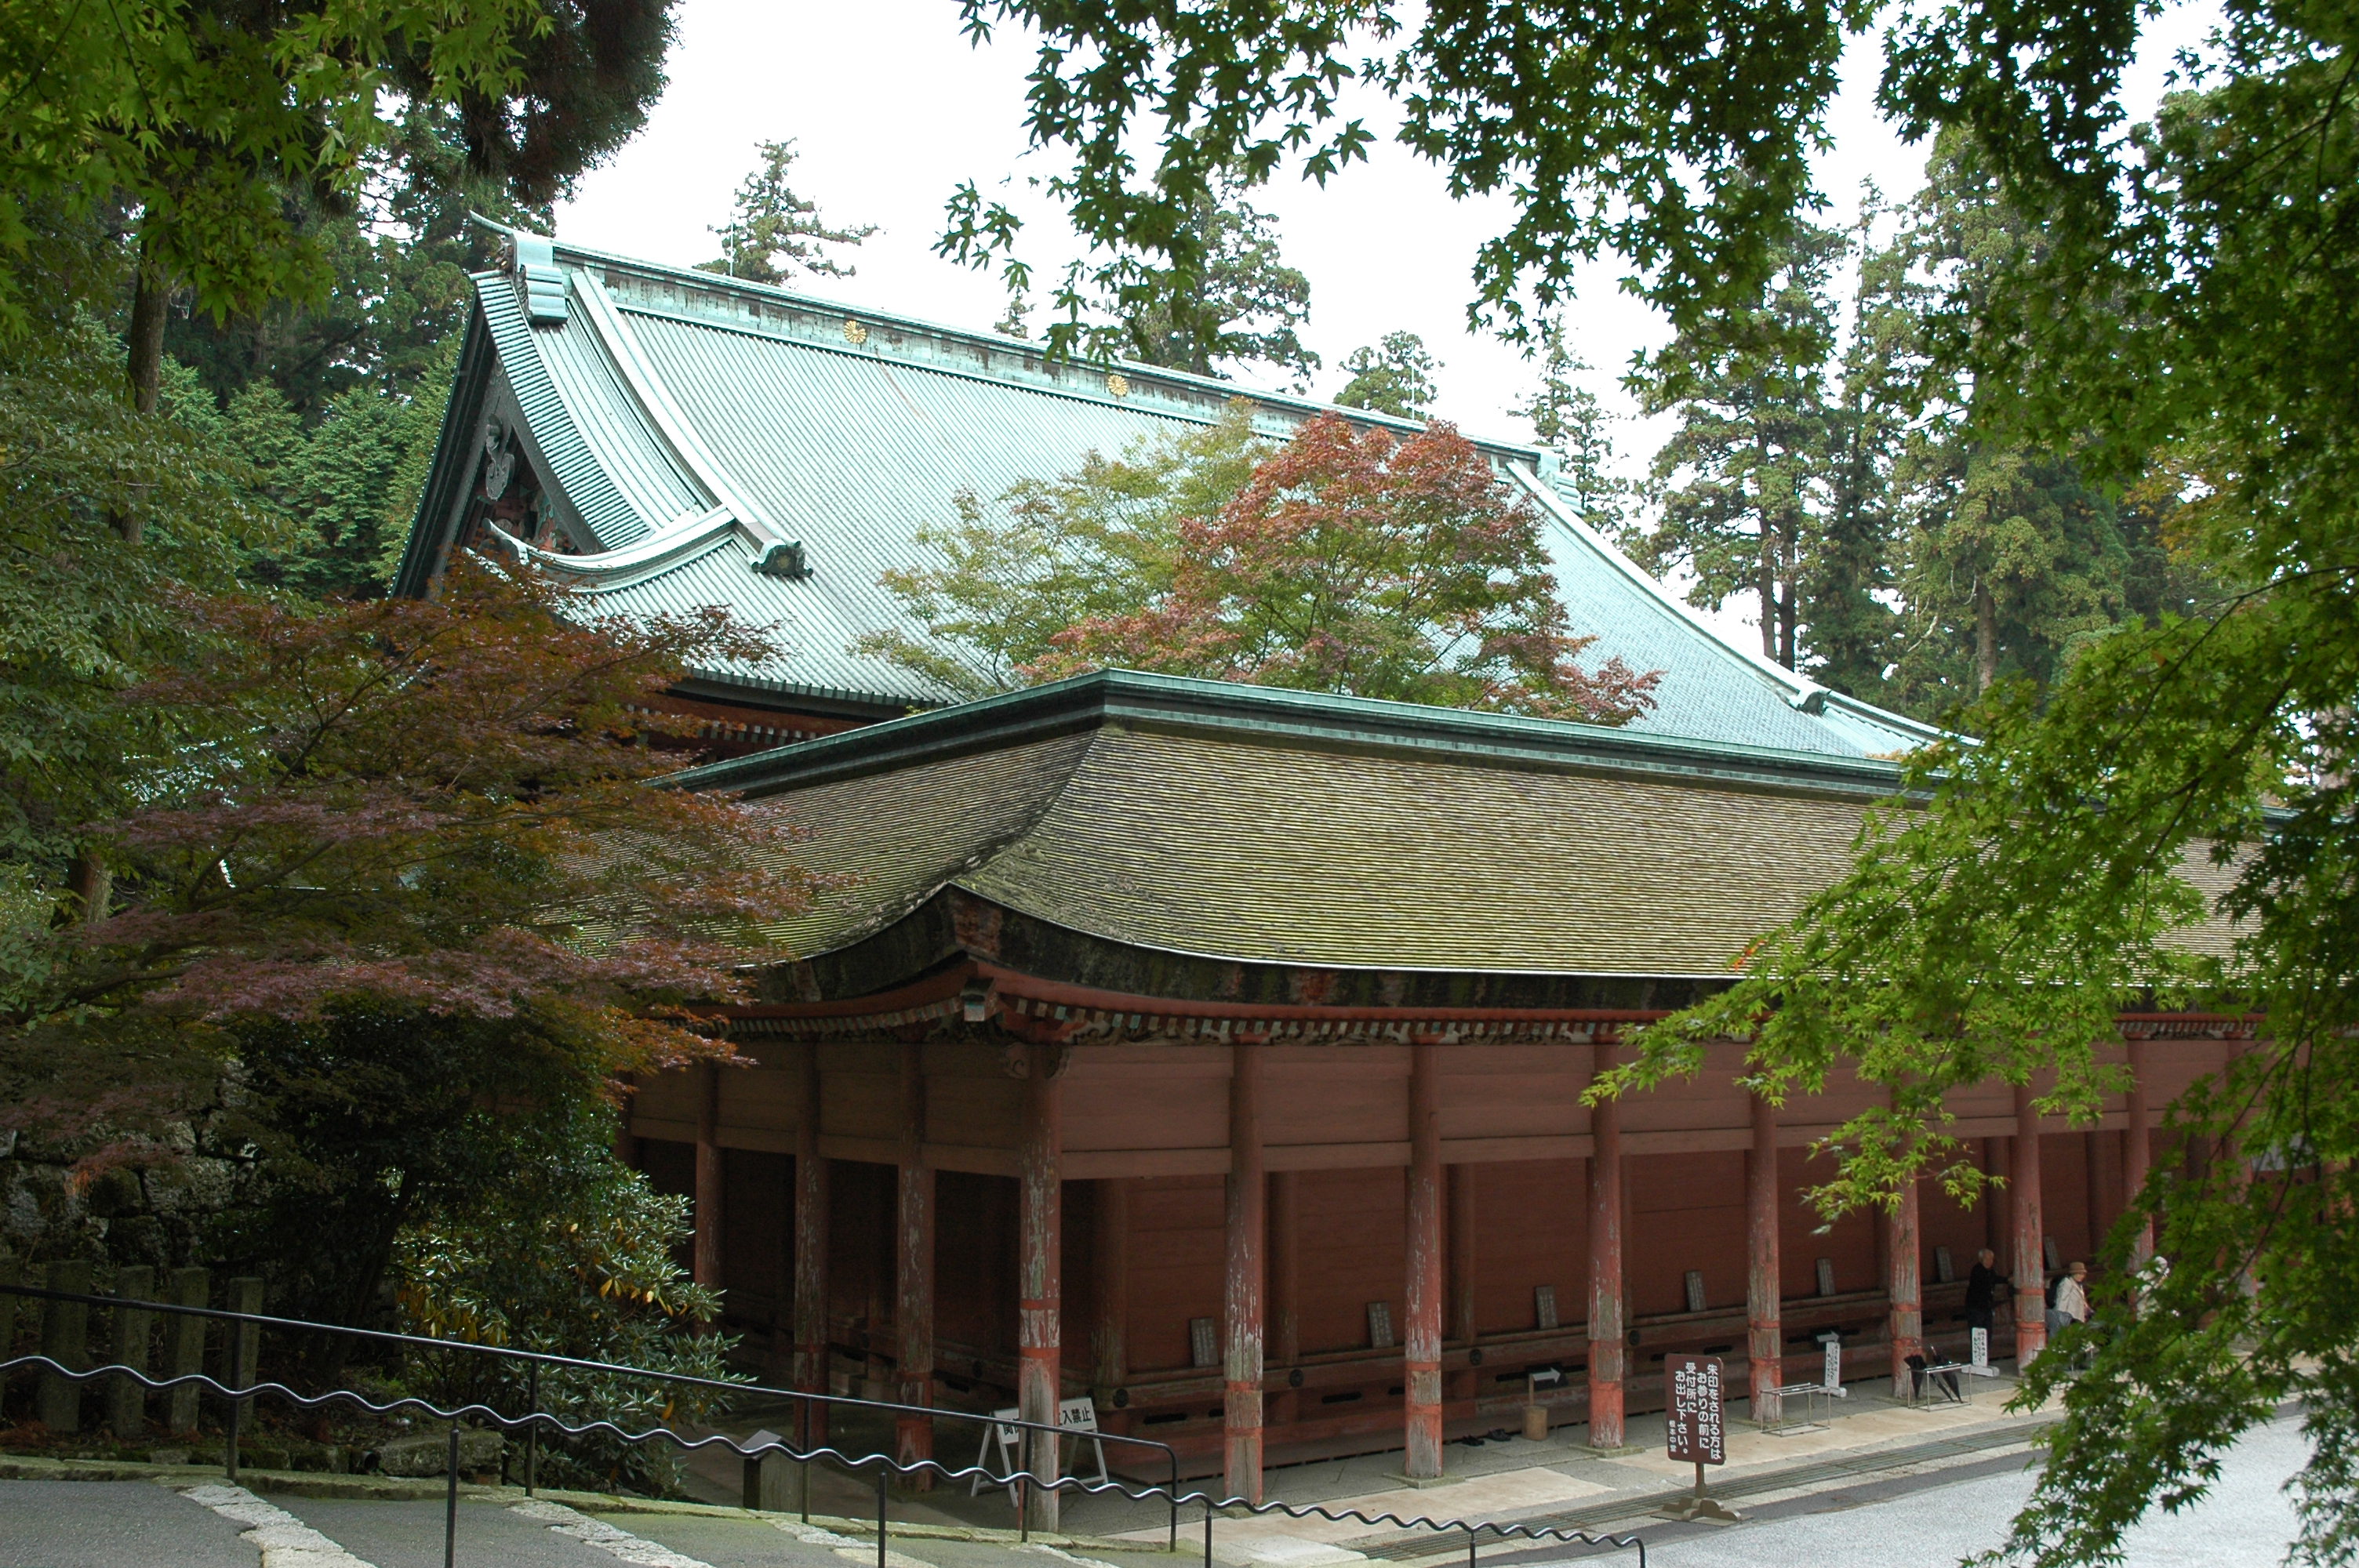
[703,140,877,285]
[1883,137,2135,713]
[1335,331,1440,419]
[1802,198,1917,699]
[1630,219,1846,670]
[943,167,1321,383]
[1513,322,1634,537]
[1116,180,1319,382]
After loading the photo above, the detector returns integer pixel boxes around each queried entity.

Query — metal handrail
[1,1280,1645,1567]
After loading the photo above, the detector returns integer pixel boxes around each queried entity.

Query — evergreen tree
[941,169,1319,383]
[1802,198,1917,699]
[1513,322,1634,537]
[1117,178,1318,382]
[1335,331,1440,419]
[1883,138,2135,712]
[1629,219,1846,670]
[701,140,876,285]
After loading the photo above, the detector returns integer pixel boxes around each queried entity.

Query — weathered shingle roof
[713,670,1896,975]
[709,671,2241,977]
[404,224,1940,755]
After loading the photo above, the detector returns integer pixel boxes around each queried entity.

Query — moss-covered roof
[721,672,1896,976]
[708,671,2242,979]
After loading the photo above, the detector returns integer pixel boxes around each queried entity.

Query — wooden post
[165,1268,209,1433]
[36,1259,90,1432]
[2125,1040,2154,1263]
[107,1265,155,1437]
[1587,1040,1627,1450]
[1887,1175,1922,1394]
[694,1062,725,1292]
[1092,1178,1129,1406]
[1404,1038,1445,1480]
[896,1042,936,1482]
[794,1047,831,1446]
[1269,1171,1300,1428]
[1224,1042,1267,1503]
[2012,1083,2048,1362]
[0,1258,25,1366]
[1018,1041,1063,1530]
[1746,1091,1782,1425]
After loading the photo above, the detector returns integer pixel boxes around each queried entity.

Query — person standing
[2052,1261,2090,1329]
[1965,1247,2004,1345]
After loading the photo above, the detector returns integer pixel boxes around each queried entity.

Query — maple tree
[859,402,1265,696]
[1028,413,1659,722]
[5,559,816,1156]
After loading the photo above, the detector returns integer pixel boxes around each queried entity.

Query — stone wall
[0,1088,260,1272]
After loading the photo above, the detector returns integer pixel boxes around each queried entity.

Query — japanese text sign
[1665,1355,1725,1465]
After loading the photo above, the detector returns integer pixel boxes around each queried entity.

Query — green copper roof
[403,223,1943,754]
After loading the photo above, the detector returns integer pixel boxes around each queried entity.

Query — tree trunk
[1757,517,1779,662]
[126,244,169,423]
[72,242,173,920]
[67,857,112,929]
[1974,579,1998,694]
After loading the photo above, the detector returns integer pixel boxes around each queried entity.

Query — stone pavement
[0,1380,2311,1567]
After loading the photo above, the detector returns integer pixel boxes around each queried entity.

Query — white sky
[553,0,2219,650]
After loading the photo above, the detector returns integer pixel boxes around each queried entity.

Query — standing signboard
[1666,1355,1725,1465]
[1659,1356,1740,1521]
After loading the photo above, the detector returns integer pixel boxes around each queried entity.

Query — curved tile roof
[422,225,1942,755]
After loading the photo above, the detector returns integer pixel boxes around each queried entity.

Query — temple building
[395,224,2243,1508]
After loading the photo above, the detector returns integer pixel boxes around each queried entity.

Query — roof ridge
[670,667,1915,802]
[500,217,1457,448]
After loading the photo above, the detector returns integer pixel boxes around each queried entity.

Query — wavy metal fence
[0,1279,1645,1568]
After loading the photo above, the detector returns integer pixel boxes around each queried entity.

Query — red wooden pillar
[2012,1082,2048,1362]
[694,1063,724,1293]
[1404,1038,1445,1479]
[794,1047,831,1446]
[1269,1171,1300,1428]
[1887,1174,1922,1392]
[1746,1091,1782,1424]
[2124,1040,2154,1263]
[1018,1043,1064,1529]
[896,1043,936,1480]
[1092,1178,1129,1413]
[1224,1043,1267,1503]
[1587,1040,1627,1449]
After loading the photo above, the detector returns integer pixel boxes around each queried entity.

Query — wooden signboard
[1665,1354,1726,1465]
[1657,1354,1739,1522]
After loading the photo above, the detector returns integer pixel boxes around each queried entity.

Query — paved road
[1600,1414,2308,1567]
[0,1420,2311,1568]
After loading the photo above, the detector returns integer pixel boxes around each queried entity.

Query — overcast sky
[552,0,2216,647]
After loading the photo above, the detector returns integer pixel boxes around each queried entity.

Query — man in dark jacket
[1965,1247,2005,1336]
